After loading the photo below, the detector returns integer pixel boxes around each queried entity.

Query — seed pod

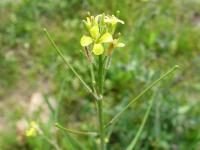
[105,56,112,70]
[107,43,114,56]
[83,46,93,63]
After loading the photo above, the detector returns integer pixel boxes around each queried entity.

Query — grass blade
[125,92,155,150]
[54,77,68,122]
[105,65,179,128]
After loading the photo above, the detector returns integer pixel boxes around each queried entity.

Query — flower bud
[90,26,100,39]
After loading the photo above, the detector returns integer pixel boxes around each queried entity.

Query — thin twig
[43,135,62,150]
[38,128,61,150]
[104,65,179,128]
[55,123,98,136]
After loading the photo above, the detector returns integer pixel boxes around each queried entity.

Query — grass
[0,0,200,149]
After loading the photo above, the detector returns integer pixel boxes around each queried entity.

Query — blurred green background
[0,0,200,149]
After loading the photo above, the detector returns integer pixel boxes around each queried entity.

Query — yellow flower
[104,15,124,25]
[26,127,37,137]
[80,13,124,56]
[83,14,101,30]
[80,32,113,55]
[107,39,125,55]
[25,121,38,137]
[92,44,104,55]
[80,30,113,56]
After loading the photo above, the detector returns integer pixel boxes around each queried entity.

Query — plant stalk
[97,55,105,150]
[97,100,104,150]
[55,123,98,136]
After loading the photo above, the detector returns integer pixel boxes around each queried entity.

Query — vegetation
[0,0,200,149]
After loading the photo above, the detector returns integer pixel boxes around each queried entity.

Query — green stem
[104,65,179,128]
[97,100,104,150]
[98,56,104,96]
[97,55,105,150]
[43,28,97,99]
[90,63,99,116]
[55,123,98,136]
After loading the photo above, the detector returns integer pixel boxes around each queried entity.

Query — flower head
[80,13,125,56]
[25,121,38,137]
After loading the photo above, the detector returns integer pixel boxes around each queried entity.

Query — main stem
[97,55,105,150]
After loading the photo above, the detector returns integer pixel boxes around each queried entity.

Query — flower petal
[80,35,93,47]
[92,44,104,55]
[90,26,99,39]
[99,32,113,43]
[115,18,124,24]
[104,15,124,25]
[116,42,125,47]
[94,15,101,25]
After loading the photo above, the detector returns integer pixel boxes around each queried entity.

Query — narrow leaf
[126,92,155,150]
[104,65,179,128]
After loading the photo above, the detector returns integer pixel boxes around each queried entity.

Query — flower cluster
[80,13,125,56]
[25,121,38,137]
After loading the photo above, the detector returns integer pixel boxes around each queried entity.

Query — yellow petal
[86,17,91,25]
[80,35,93,47]
[94,15,101,25]
[116,43,125,47]
[104,15,124,25]
[26,127,37,137]
[90,26,99,39]
[99,33,113,43]
[92,44,104,55]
